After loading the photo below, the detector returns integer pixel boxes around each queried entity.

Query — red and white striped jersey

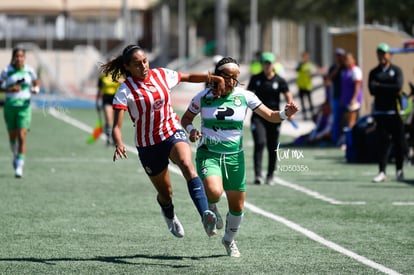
[113,68,182,147]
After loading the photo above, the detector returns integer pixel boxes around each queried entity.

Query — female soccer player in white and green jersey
[0,47,40,178]
[181,57,299,257]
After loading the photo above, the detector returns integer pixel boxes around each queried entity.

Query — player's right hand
[189,129,202,143]
[113,144,128,161]
[285,102,299,117]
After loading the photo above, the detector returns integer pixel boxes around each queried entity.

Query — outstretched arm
[254,102,299,123]
[181,73,225,97]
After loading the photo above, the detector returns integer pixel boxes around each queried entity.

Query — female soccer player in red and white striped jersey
[100,45,225,238]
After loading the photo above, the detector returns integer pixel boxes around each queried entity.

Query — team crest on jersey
[154,99,163,111]
[149,86,157,92]
[234,96,242,106]
[272,82,279,90]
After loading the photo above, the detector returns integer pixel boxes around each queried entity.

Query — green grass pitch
[0,108,413,274]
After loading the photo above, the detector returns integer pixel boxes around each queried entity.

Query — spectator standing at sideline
[0,47,40,178]
[249,50,263,76]
[248,50,285,77]
[340,52,363,131]
[181,56,299,257]
[296,51,317,120]
[248,52,293,185]
[103,45,226,237]
[327,48,346,144]
[368,43,405,183]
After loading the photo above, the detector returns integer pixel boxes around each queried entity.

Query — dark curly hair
[100,45,142,82]
[214,56,239,75]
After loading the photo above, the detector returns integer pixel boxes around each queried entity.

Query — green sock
[16,154,25,160]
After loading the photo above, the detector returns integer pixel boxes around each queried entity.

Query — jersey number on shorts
[174,131,187,140]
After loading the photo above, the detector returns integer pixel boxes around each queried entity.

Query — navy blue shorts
[137,129,188,176]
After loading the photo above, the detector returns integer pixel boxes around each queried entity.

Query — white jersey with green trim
[188,87,262,154]
[0,64,38,106]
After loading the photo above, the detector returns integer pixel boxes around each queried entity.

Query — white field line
[189,144,366,205]
[274,176,366,205]
[48,108,96,134]
[392,202,414,206]
[49,108,402,275]
[31,157,111,162]
[48,108,137,153]
[244,202,402,275]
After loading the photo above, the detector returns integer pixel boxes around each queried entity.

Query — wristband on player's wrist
[279,110,288,120]
[32,86,40,93]
[185,124,195,133]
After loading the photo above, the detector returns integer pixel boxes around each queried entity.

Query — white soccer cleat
[15,166,23,178]
[372,172,386,183]
[202,210,217,237]
[222,238,241,257]
[163,214,185,238]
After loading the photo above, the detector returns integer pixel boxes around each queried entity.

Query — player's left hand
[285,102,299,117]
[31,86,40,94]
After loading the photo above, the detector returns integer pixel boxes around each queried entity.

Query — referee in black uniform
[368,42,405,183]
[248,52,293,185]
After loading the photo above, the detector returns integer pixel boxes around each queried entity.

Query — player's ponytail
[100,45,142,81]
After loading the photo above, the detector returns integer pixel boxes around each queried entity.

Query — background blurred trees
[167,0,414,36]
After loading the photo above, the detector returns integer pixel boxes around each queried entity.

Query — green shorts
[196,148,246,191]
[3,104,32,130]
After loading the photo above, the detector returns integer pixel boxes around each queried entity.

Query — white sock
[223,212,243,243]
[16,158,25,168]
